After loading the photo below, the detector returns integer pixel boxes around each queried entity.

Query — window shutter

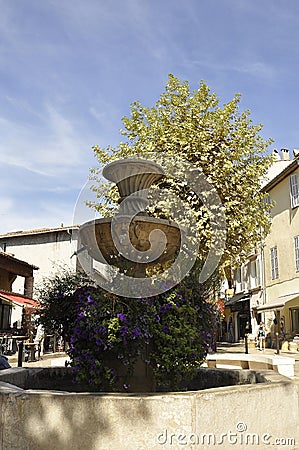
[290,174,299,208]
[270,246,279,280]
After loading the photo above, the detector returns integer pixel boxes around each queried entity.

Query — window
[290,173,299,208]
[294,236,299,272]
[270,246,279,280]
[250,260,257,289]
[241,265,248,291]
[290,308,299,333]
[0,303,11,329]
[234,268,241,292]
[0,242,6,252]
[256,259,261,286]
[264,195,272,214]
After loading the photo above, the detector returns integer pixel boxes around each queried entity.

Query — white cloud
[0,103,94,177]
[187,58,279,83]
[233,62,278,80]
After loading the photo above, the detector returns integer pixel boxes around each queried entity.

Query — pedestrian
[34,322,45,360]
[0,354,11,370]
[257,322,267,350]
[228,316,234,343]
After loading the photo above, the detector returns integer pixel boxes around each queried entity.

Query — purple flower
[177,293,186,302]
[87,295,95,305]
[117,313,128,323]
[119,325,128,336]
[159,303,173,314]
[73,325,82,335]
[163,325,170,334]
[131,327,141,338]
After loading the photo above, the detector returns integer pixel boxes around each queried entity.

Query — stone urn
[79,158,182,277]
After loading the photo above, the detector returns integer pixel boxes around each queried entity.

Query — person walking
[228,316,234,343]
[34,322,45,360]
[257,322,267,351]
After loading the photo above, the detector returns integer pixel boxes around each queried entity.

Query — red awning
[0,290,39,308]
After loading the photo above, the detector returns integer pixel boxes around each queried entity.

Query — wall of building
[260,165,299,337]
[264,167,299,301]
[0,228,78,293]
[0,268,13,291]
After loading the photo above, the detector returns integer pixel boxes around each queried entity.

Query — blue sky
[0,0,298,233]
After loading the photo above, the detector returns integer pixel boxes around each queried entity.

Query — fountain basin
[79,216,181,272]
[0,367,298,449]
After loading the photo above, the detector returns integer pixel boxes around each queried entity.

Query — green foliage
[90,74,273,268]
[68,271,219,392]
[35,267,91,339]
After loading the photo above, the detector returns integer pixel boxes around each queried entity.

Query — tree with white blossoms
[89,74,273,278]
[60,76,275,391]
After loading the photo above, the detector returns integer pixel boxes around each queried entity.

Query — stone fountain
[0,158,298,448]
[79,158,182,279]
[77,158,183,391]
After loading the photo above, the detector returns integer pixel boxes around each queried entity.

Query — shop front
[224,293,251,342]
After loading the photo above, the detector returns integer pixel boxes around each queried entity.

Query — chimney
[281,148,290,161]
[272,149,280,161]
[293,149,299,158]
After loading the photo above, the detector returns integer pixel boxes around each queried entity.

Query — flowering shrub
[67,273,218,392]
[36,267,91,349]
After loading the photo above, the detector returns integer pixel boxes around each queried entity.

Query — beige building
[225,149,299,346]
[256,150,299,342]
